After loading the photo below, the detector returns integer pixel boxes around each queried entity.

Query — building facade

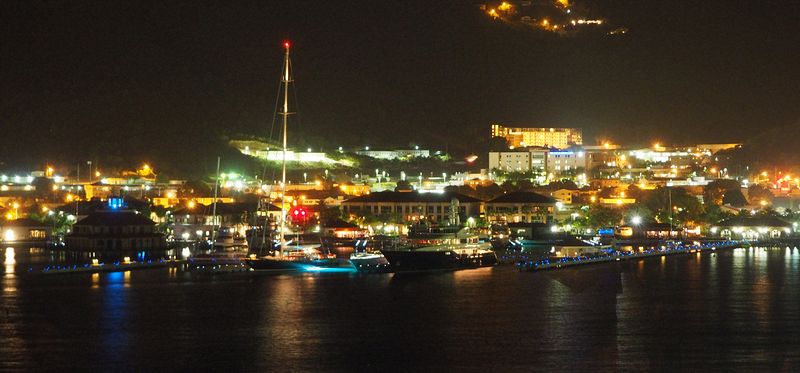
[1,218,51,244]
[489,148,548,173]
[485,191,556,224]
[342,191,482,224]
[491,124,582,148]
[65,210,166,251]
[546,149,587,174]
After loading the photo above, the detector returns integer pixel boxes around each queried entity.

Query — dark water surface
[3,246,800,371]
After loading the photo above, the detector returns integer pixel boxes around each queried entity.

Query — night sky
[2,0,800,167]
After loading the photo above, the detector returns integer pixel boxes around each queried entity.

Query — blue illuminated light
[108,197,124,210]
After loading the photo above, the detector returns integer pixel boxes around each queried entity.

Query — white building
[355,149,430,160]
[546,150,587,174]
[488,149,548,173]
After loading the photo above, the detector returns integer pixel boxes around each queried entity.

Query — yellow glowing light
[142,164,150,171]
[41,206,49,213]
[95,171,101,177]
[542,19,549,27]
[188,201,196,209]
[760,200,768,206]
[4,229,15,241]
[709,167,717,174]
[761,171,768,177]
[498,2,512,11]
[66,194,74,202]
[5,213,12,220]
[556,0,569,8]
[12,202,19,209]
[487,8,498,18]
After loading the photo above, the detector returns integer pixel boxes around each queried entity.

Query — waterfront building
[1,218,51,244]
[711,216,793,240]
[491,124,582,148]
[485,191,556,224]
[54,197,150,221]
[321,219,368,239]
[172,202,275,241]
[342,191,481,224]
[64,199,165,250]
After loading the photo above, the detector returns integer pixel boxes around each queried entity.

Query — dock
[36,259,176,275]
[517,240,749,271]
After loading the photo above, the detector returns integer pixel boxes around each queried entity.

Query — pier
[517,240,749,271]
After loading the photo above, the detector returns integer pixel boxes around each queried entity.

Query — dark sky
[2,0,800,163]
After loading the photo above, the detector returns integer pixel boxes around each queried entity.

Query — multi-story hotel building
[491,124,582,149]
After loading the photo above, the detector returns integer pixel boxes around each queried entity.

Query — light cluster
[482,1,627,36]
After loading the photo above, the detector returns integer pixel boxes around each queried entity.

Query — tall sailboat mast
[278,41,292,256]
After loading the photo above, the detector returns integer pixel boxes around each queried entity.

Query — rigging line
[289,56,303,144]
[268,62,284,143]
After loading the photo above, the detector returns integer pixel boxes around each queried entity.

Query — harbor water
[3,246,800,371]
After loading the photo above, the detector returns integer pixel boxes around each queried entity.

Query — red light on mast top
[283,41,291,49]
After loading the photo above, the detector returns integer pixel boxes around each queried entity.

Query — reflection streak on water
[4,247,15,276]
[261,276,311,361]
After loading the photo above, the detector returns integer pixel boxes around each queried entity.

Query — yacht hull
[381,250,497,272]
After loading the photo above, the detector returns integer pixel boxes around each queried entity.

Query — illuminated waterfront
[3,246,800,370]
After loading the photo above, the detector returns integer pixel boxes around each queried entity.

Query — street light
[631,215,642,225]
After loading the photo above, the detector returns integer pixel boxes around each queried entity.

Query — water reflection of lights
[4,247,15,275]
[92,273,100,289]
[452,266,494,281]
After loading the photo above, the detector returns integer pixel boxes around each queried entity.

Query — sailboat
[245,41,318,272]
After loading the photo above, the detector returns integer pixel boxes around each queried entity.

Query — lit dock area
[517,240,748,271]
